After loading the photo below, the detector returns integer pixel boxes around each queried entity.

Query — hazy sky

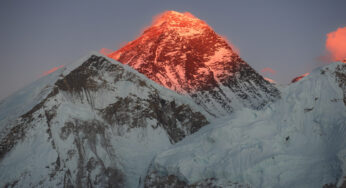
[1,0,346,100]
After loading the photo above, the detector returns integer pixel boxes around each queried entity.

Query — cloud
[325,27,346,62]
[99,48,113,56]
[261,67,277,75]
[41,65,64,76]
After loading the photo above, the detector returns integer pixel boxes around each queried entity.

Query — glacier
[145,62,346,187]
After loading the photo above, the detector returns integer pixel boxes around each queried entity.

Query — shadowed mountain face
[109,11,280,115]
[0,54,210,187]
[144,63,346,188]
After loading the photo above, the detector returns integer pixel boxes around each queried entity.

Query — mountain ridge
[109,10,280,116]
[144,62,346,187]
[0,53,212,187]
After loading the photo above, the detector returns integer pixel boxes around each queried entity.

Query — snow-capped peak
[150,11,209,36]
[108,11,280,115]
[108,10,236,93]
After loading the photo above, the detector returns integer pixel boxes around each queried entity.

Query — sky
[0,0,346,100]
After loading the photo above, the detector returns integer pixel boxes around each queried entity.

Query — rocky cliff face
[109,11,280,116]
[0,54,210,187]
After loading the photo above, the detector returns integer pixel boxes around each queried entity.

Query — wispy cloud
[261,67,276,75]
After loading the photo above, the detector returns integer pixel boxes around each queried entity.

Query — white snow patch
[149,62,346,187]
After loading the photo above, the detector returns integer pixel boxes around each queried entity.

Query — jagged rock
[109,11,280,116]
[0,54,209,187]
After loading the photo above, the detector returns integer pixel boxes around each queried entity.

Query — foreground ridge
[144,62,346,188]
[0,54,210,187]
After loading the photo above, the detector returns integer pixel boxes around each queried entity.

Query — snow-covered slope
[0,53,211,187]
[109,11,280,116]
[0,52,344,188]
[0,69,64,140]
[145,62,346,188]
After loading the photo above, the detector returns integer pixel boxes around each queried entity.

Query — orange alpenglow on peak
[107,10,272,95]
[107,10,280,112]
[151,11,208,29]
[109,11,217,61]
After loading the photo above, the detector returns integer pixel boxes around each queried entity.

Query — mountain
[0,11,281,188]
[144,62,346,187]
[108,11,280,116]
[0,53,211,187]
[1,10,344,188]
